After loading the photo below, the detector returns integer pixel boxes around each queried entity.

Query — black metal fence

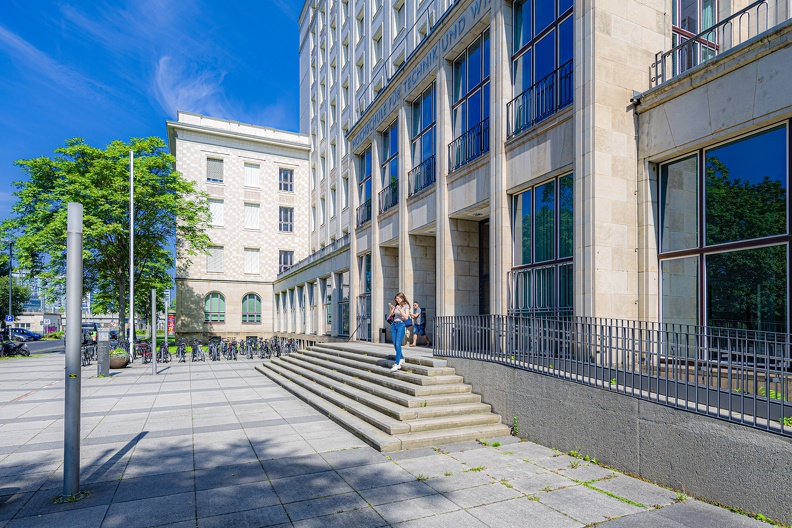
[448,118,490,172]
[507,60,573,139]
[408,155,436,196]
[378,181,399,214]
[356,199,372,227]
[435,314,792,437]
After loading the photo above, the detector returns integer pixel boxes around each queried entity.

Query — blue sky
[0,0,302,221]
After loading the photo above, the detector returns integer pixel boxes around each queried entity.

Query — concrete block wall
[449,219,481,316]
[409,234,437,338]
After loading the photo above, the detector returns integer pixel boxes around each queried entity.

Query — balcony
[276,234,350,279]
[356,198,372,227]
[378,180,398,214]
[506,60,573,139]
[448,118,490,172]
[650,0,791,87]
[408,155,436,196]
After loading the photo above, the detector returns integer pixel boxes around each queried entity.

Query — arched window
[204,292,225,322]
[242,293,262,323]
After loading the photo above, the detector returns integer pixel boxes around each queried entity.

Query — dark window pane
[483,29,490,78]
[468,37,482,88]
[559,263,573,309]
[661,155,698,252]
[679,0,699,32]
[390,122,399,156]
[535,0,555,35]
[661,256,700,356]
[412,102,421,137]
[514,0,531,50]
[559,16,573,65]
[513,190,532,265]
[423,87,434,128]
[706,245,787,333]
[535,265,556,310]
[535,30,555,81]
[482,82,490,120]
[705,126,786,246]
[534,181,555,262]
[422,127,434,161]
[453,53,466,101]
[559,174,573,258]
[468,89,482,128]
[558,0,573,14]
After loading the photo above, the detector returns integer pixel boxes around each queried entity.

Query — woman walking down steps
[388,292,411,372]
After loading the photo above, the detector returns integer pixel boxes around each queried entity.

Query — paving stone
[509,470,577,495]
[261,453,332,480]
[337,460,418,490]
[291,506,388,528]
[197,480,279,518]
[5,504,109,528]
[197,504,290,528]
[538,484,643,524]
[13,480,118,518]
[102,490,196,528]
[594,475,678,508]
[424,471,495,493]
[395,453,467,479]
[358,480,438,506]
[194,461,268,491]
[373,493,461,525]
[321,447,387,469]
[0,492,33,522]
[441,482,524,509]
[283,490,370,521]
[468,496,585,528]
[393,508,489,528]
[649,500,772,528]
[114,469,195,502]
[269,470,354,503]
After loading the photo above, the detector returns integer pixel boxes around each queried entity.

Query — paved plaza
[0,354,772,527]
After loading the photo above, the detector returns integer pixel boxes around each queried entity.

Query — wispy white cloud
[152,56,229,118]
[271,0,299,21]
[0,24,109,99]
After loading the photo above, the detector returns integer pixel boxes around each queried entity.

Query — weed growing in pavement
[569,460,581,469]
[527,495,540,501]
[477,439,490,446]
[444,471,452,477]
[492,442,502,447]
[674,492,688,503]
[540,485,553,492]
[511,415,519,436]
[416,474,428,481]
[500,479,513,489]
[465,466,485,472]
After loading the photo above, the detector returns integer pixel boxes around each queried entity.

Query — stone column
[436,58,455,317]
[397,103,413,302]
[370,137,386,335]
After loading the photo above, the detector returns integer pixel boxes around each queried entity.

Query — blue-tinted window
[535,0,555,35]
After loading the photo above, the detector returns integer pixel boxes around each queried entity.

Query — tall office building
[168,112,311,339]
[276,0,792,342]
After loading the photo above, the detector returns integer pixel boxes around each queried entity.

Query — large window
[245,163,260,187]
[279,207,294,232]
[659,124,789,332]
[244,203,259,230]
[279,168,294,192]
[279,250,294,273]
[204,292,225,322]
[357,147,372,226]
[244,248,260,274]
[206,246,223,273]
[206,158,223,183]
[510,174,573,314]
[208,199,224,227]
[509,0,573,137]
[379,120,399,213]
[410,83,436,195]
[242,293,262,323]
[450,30,490,171]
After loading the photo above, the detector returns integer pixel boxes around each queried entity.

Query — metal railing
[507,60,573,139]
[355,293,372,341]
[277,234,350,278]
[378,180,399,214]
[408,155,436,196]
[650,0,790,87]
[448,118,490,172]
[356,198,372,227]
[435,314,792,437]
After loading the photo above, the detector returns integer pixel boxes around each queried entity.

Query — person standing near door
[409,301,431,347]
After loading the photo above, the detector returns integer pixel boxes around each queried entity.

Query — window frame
[204,292,226,322]
[242,293,262,323]
[279,207,295,233]
[279,168,295,192]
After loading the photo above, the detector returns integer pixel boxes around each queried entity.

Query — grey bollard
[97,327,110,377]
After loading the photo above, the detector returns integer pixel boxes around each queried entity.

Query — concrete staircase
[255,342,511,452]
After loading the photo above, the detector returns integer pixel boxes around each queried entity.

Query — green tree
[0,255,32,324]
[2,137,210,338]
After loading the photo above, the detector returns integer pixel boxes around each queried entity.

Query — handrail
[356,198,372,227]
[506,59,573,139]
[649,0,786,87]
[448,117,490,172]
[408,155,436,196]
[378,180,399,214]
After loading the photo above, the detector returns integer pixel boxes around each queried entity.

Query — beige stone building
[168,112,310,340]
[275,0,792,341]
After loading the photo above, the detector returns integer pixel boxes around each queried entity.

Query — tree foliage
[1,137,210,336]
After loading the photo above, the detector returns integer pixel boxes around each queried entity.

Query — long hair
[395,292,409,307]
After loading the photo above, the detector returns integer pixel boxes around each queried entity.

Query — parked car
[9,328,42,342]
[109,330,119,341]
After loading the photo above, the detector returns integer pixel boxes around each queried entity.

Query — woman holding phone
[388,292,410,372]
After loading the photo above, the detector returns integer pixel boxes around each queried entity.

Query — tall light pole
[6,240,11,324]
[129,150,135,343]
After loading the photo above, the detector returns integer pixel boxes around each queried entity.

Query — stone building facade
[276,0,792,341]
[168,112,310,340]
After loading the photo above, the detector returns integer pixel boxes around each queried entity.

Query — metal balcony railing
[448,118,490,172]
[276,234,350,278]
[408,155,436,196]
[356,198,372,227]
[378,180,399,214]
[650,0,790,87]
[436,313,792,437]
[507,60,573,139]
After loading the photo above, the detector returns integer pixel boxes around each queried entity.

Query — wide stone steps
[256,342,511,452]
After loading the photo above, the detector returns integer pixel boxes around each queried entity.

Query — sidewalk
[0,355,772,527]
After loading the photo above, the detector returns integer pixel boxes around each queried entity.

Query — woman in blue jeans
[389,292,410,372]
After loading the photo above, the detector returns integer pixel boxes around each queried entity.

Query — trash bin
[379,328,386,343]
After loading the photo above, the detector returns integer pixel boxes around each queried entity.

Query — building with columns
[273,0,792,342]
[168,112,311,340]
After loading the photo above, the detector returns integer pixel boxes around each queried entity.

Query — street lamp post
[3,239,11,328]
